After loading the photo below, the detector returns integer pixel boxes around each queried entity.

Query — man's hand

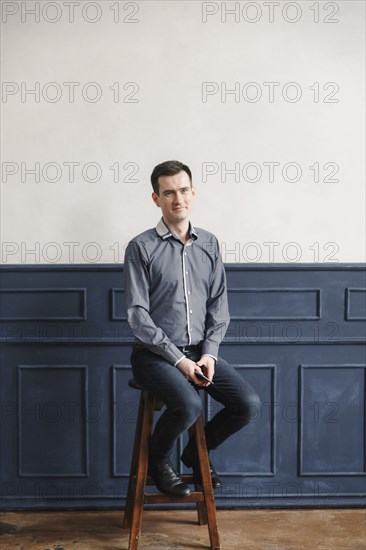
[196,355,215,386]
[176,357,208,387]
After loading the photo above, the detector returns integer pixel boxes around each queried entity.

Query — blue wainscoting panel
[18,365,88,477]
[110,290,127,321]
[0,288,86,321]
[0,263,365,510]
[111,365,140,477]
[345,288,366,320]
[299,364,366,476]
[228,288,321,320]
[206,365,276,476]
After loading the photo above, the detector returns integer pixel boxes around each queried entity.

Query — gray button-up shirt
[124,218,230,365]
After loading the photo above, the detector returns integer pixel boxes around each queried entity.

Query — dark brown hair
[150,160,192,195]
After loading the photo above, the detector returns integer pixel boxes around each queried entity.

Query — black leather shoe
[181,444,222,489]
[148,460,191,497]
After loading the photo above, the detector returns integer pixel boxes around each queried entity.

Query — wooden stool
[123,378,221,550]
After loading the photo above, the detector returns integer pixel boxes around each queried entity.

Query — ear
[191,185,196,198]
[152,192,160,207]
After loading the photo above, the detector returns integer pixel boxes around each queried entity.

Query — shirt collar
[155,217,198,241]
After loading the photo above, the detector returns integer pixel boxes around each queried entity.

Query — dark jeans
[130,344,261,462]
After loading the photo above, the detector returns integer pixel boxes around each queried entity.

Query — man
[124,160,260,497]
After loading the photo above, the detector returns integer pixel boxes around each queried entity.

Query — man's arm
[124,240,185,365]
[201,238,230,360]
[125,241,208,386]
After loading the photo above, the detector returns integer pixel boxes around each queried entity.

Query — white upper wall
[1,0,365,263]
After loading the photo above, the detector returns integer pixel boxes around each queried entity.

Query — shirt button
[190,309,193,314]
[188,291,191,295]
[186,270,188,274]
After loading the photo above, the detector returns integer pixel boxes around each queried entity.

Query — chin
[172,210,188,218]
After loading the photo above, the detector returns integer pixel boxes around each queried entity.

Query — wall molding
[298,364,366,477]
[345,288,366,321]
[17,364,89,478]
[0,287,87,321]
[228,287,322,321]
[1,263,365,271]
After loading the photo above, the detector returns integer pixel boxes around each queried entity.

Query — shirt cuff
[174,355,186,367]
[163,343,187,366]
[201,341,219,359]
[202,353,217,364]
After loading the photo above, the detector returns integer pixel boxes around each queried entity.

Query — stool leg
[123,392,144,529]
[197,490,209,526]
[187,425,208,526]
[193,416,221,550]
[128,391,155,550]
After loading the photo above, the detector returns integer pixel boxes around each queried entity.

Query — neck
[164,218,190,244]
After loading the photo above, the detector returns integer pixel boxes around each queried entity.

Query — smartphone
[195,371,214,384]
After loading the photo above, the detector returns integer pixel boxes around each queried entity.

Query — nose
[173,193,184,205]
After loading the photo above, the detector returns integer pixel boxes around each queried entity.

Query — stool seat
[123,378,221,550]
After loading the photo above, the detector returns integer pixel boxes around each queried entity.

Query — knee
[247,391,261,423]
[187,394,202,423]
[173,393,202,425]
[233,390,261,426]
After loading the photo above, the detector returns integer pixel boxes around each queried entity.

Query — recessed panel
[228,288,321,320]
[111,289,127,321]
[207,365,276,476]
[18,365,88,476]
[300,365,366,475]
[112,365,140,476]
[346,288,366,320]
[0,289,86,320]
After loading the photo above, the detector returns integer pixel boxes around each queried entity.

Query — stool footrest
[143,474,195,485]
[144,491,205,504]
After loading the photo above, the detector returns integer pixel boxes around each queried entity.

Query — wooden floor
[0,508,365,549]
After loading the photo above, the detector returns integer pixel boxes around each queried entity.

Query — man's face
[152,170,196,226]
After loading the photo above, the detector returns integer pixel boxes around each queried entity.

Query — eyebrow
[162,186,190,194]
